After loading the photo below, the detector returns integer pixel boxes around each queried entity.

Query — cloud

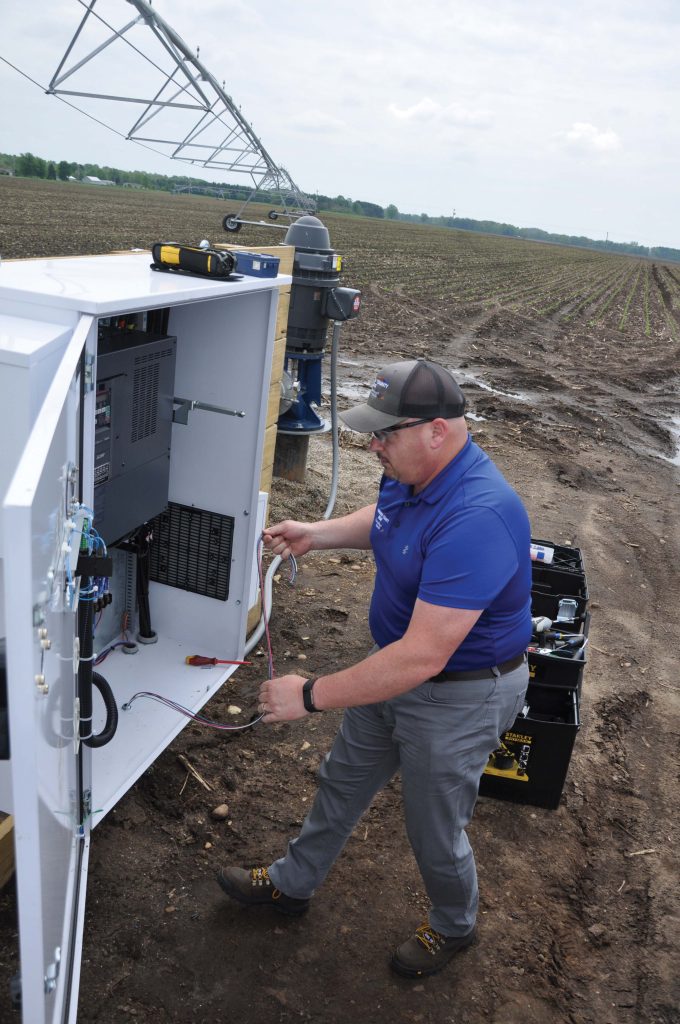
[559,122,622,153]
[388,97,491,128]
[285,111,346,134]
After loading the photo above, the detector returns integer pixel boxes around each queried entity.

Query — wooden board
[0,814,14,889]
[211,244,294,626]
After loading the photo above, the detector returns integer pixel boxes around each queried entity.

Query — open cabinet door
[3,316,94,1024]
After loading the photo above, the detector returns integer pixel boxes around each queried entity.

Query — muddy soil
[0,181,678,1024]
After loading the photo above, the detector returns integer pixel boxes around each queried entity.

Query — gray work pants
[268,661,529,936]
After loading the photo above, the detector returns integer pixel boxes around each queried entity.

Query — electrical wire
[122,691,265,731]
[94,641,129,666]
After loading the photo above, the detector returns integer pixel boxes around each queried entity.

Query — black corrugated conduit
[78,587,118,747]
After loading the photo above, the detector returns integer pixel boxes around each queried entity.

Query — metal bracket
[73,698,80,755]
[83,353,95,393]
[44,946,61,995]
[172,396,245,426]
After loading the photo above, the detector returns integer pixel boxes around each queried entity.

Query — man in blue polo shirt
[217,358,532,978]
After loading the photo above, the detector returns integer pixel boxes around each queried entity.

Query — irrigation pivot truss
[44,0,314,223]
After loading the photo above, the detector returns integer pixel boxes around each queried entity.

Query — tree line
[2,151,678,263]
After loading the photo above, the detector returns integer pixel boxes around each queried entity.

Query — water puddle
[459,371,530,402]
[634,415,680,468]
[335,371,503,416]
[336,382,371,401]
[666,416,680,466]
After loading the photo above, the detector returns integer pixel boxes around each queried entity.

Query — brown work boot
[216,866,309,916]
[391,922,477,977]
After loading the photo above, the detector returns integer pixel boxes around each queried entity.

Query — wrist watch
[302,677,322,713]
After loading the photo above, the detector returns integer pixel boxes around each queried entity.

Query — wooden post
[273,433,311,482]
[0,814,14,889]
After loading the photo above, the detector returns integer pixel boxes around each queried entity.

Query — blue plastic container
[233,251,280,278]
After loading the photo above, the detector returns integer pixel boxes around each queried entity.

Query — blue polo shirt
[369,436,532,671]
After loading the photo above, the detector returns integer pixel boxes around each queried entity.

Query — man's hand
[262,520,315,560]
[258,674,309,723]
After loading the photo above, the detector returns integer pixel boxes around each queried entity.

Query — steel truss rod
[44,0,314,216]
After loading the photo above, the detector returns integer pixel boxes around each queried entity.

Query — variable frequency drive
[94,326,176,546]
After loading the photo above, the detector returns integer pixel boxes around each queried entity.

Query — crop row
[1,177,679,344]
[336,220,678,340]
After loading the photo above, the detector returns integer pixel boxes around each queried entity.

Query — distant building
[83,175,115,186]
[0,168,13,176]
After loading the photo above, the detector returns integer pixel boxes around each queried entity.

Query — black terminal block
[75,553,114,578]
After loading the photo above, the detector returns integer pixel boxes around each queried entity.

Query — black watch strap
[302,677,322,713]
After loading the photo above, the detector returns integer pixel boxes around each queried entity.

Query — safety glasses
[371,418,432,443]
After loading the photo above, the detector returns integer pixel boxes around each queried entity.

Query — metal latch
[173,396,245,425]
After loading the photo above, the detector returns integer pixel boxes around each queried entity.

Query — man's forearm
[258,602,482,722]
[308,504,376,551]
[310,602,482,710]
[311,638,444,709]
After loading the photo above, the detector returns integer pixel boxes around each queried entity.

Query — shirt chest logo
[374,508,390,532]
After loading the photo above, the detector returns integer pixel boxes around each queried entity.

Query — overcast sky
[1,0,679,248]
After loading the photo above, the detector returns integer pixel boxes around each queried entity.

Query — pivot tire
[223,214,242,233]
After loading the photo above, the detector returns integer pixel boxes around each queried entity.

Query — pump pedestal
[273,433,311,482]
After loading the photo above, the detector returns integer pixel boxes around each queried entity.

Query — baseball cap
[340,359,466,433]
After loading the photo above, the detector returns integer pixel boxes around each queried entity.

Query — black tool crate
[530,585,588,629]
[528,646,586,693]
[531,538,585,574]
[527,612,590,694]
[477,538,590,809]
[478,684,580,809]
[531,539,587,597]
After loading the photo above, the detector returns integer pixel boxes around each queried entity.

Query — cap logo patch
[369,376,390,401]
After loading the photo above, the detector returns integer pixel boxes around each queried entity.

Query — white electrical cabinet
[0,253,289,1024]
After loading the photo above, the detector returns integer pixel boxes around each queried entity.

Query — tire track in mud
[559,461,680,1023]
[571,690,677,1024]
[651,265,680,326]
[430,295,680,467]
[366,276,677,430]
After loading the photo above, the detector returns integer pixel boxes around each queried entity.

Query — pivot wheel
[223,214,242,233]
[268,209,279,221]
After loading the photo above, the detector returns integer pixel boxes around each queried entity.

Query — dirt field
[0,178,679,1024]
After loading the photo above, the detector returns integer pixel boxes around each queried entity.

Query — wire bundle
[123,536,297,731]
[122,691,261,732]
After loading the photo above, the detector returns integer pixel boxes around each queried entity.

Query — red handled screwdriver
[185,655,251,667]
